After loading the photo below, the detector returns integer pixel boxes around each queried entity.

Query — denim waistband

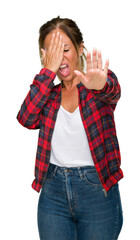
[48,162,96,178]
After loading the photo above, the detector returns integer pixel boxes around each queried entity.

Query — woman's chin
[57,72,72,82]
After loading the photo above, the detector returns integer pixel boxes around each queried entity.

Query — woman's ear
[79,42,84,56]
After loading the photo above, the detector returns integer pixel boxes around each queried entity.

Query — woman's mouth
[59,64,70,77]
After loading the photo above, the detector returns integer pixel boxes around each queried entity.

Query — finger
[59,35,64,54]
[58,36,64,64]
[58,34,63,53]
[86,51,92,72]
[53,32,63,59]
[97,50,102,70]
[49,33,55,53]
[104,59,109,75]
[92,48,98,69]
[53,31,60,52]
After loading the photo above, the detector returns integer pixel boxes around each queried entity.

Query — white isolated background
[0,0,139,239]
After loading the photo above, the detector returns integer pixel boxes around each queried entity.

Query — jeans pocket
[83,168,102,186]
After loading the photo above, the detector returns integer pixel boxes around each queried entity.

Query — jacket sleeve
[91,69,121,110]
[17,68,56,129]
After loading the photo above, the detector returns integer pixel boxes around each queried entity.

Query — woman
[17,16,123,240]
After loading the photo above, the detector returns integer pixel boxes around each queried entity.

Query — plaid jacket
[17,68,123,192]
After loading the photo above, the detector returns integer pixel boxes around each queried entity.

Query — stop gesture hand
[74,49,109,90]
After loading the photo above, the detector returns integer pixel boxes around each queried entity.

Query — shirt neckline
[60,105,79,115]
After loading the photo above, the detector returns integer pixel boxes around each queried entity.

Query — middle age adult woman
[17,16,123,240]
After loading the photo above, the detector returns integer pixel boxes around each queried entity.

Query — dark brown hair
[39,16,87,71]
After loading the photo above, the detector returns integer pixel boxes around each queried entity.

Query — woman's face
[44,29,83,82]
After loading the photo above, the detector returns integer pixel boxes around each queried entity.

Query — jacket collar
[51,80,88,102]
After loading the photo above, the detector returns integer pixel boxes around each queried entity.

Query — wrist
[40,67,56,76]
[44,66,57,74]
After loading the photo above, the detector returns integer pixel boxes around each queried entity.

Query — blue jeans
[38,163,123,240]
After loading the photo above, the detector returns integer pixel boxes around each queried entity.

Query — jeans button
[66,169,72,173]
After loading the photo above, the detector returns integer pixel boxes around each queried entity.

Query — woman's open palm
[74,49,109,90]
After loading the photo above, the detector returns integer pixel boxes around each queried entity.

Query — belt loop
[78,167,84,179]
[53,165,58,176]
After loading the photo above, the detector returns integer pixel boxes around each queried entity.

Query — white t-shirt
[50,105,94,167]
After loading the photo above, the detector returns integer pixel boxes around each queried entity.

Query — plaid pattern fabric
[17,68,123,192]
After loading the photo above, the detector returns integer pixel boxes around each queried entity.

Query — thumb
[41,48,46,60]
[74,70,88,83]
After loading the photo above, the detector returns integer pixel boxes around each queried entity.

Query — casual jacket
[17,68,124,193]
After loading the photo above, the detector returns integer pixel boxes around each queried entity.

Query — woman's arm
[74,49,121,109]
[17,31,64,129]
[17,68,56,129]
